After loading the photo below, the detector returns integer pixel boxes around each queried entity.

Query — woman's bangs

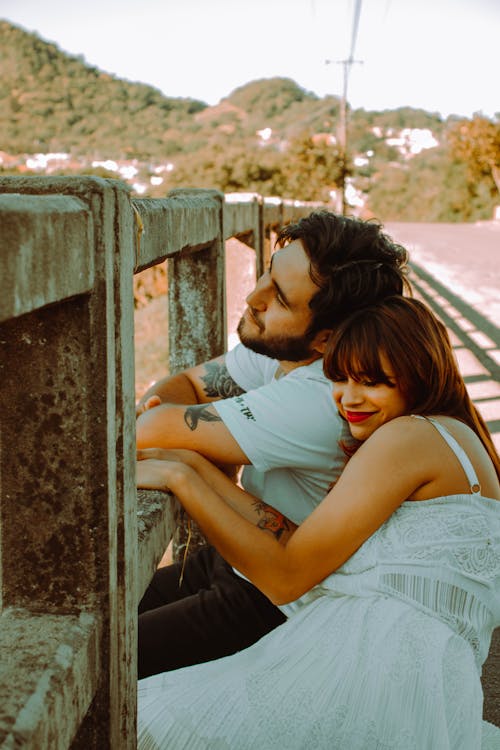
[327,324,391,385]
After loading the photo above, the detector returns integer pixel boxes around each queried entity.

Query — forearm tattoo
[184,403,222,431]
[252,500,291,540]
[200,361,245,398]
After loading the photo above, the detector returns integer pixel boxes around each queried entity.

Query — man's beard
[237,317,315,362]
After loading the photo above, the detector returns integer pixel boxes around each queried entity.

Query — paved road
[386,221,500,452]
[386,221,500,328]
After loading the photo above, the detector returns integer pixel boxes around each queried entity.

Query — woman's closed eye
[332,375,396,388]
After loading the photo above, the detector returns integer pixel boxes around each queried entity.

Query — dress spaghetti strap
[412,415,482,495]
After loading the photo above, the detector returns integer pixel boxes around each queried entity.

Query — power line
[325,0,364,214]
[349,0,363,63]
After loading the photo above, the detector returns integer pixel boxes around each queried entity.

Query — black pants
[138,546,286,679]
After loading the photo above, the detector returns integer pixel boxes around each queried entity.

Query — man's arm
[136,354,249,464]
[136,354,245,411]
[136,401,250,464]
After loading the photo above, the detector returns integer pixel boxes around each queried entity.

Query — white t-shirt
[214,344,350,525]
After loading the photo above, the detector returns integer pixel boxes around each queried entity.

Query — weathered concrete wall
[0,180,278,747]
[0,176,137,748]
[0,609,98,749]
[0,193,94,322]
[133,188,226,374]
[0,184,305,750]
[137,490,176,600]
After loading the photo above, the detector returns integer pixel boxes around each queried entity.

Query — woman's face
[332,355,408,441]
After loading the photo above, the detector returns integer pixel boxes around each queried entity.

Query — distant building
[385,128,439,157]
[26,153,69,171]
[257,127,272,142]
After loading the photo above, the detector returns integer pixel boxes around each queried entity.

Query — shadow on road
[410,261,500,449]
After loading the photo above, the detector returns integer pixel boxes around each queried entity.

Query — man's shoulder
[225,346,330,397]
[285,358,329,386]
[255,359,333,409]
[226,344,279,390]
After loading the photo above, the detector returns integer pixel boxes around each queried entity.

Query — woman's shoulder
[371,414,470,441]
[361,414,458,463]
[367,414,431,445]
[365,414,498,497]
[352,416,435,473]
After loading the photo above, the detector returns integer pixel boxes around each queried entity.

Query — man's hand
[136,394,162,419]
[135,355,243,415]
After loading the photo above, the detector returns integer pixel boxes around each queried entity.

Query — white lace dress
[138,419,500,749]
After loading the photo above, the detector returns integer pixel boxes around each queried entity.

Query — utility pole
[325,0,363,215]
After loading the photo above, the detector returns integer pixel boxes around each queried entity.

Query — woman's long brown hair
[324,296,500,479]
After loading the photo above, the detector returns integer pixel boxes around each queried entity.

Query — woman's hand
[136,455,193,492]
[137,447,201,467]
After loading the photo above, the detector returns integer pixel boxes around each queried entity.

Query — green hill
[0,19,443,160]
[0,20,207,158]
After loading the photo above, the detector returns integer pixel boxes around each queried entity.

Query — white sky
[1,0,499,119]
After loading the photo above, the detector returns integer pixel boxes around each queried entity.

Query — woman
[137,296,500,749]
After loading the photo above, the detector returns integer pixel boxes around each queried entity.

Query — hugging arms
[138,296,500,605]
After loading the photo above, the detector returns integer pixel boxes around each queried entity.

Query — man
[136,210,410,678]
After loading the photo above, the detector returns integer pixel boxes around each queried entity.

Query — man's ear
[311,329,332,354]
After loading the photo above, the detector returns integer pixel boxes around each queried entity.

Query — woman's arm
[137,417,430,604]
[137,448,297,544]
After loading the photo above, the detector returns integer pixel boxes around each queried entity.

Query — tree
[366,145,495,223]
[280,132,344,202]
[447,115,500,196]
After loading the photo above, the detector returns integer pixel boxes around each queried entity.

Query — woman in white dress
[137,296,500,749]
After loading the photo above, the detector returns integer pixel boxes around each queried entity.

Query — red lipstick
[345,411,373,423]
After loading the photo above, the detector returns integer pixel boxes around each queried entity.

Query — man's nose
[246,273,270,310]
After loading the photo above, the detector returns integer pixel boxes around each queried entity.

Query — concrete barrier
[0,176,137,747]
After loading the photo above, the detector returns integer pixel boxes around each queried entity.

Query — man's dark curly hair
[276,211,411,335]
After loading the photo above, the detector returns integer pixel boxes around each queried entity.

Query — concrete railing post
[132,188,226,559]
[0,176,137,748]
[165,188,226,372]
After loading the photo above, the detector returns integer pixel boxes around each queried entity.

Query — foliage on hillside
[0,20,206,158]
[1,20,498,222]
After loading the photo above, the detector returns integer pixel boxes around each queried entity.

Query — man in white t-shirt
[136,210,411,678]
